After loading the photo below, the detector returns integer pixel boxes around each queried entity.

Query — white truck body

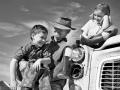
[71,35,120,90]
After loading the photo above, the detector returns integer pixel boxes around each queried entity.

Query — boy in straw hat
[45,17,76,90]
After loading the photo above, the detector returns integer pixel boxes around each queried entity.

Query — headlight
[71,47,85,63]
[70,63,84,79]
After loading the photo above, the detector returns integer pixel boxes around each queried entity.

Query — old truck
[69,34,120,90]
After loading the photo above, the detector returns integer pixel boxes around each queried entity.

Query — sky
[0,0,120,83]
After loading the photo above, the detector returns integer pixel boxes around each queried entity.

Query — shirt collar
[30,42,44,50]
[51,36,67,43]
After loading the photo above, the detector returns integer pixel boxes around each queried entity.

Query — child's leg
[39,72,51,90]
[57,56,70,79]
[16,60,28,81]
[57,47,72,79]
[53,62,63,79]
[62,56,70,75]
[19,61,28,72]
[15,61,28,90]
[50,79,66,90]
[80,35,90,45]
[20,62,37,88]
[21,87,32,90]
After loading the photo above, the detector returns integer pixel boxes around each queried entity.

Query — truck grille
[100,60,120,90]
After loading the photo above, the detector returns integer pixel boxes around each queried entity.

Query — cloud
[48,2,85,21]
[0,64,10,78]
[0,49,14,58]
[0,54,11,82]
[3,31,28,38]
[65,2,85,16]
[0,56,10,65]
[51,10,64,19]
[0,22,26,32]
[3,33,20,38]
[22,20,49,29]
[20,5,30,12]
[0,22,29,38]
[0,51,8,57]
[70,2,82,8]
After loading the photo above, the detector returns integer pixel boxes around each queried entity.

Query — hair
[96,3,110,15]
[30,24,48,40]
[90,3,110,19]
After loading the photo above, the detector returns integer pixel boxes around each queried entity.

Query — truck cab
[70,34,120,90]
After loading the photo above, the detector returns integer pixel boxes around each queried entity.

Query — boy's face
[54,27,70,40]
[93,9,104,23]
[32,32,47,47]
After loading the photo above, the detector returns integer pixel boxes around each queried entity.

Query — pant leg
[15,61,28,90]
[53,56,71,79]
[39,75,51,90]
[16,60,28,81]
[21,87,32,90]
[50,79,66,90]
[51,64,67,90]
[16,61,39,90]
[61,56,70,76]
[53,62,63,78]
[20,62,38,88]
[51,84,62,90]
[69,78,82,90]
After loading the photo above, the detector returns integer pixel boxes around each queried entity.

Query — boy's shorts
[17,60,51,89]
[20,61,37,88]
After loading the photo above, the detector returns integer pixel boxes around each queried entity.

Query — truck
[69,34,120,90]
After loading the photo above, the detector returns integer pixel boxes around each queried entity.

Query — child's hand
[41,58,51,65]
[10,80,17,90]
[88,35,94,39]
[32,59,42,71]
[82,34,88,39]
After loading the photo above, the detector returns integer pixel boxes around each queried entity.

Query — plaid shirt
[14,42,50,62]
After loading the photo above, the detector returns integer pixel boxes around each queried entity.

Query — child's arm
[40,57,51,65]
[97,15,110,34]
[82,30,88,38]
[81,20,93,39]
[32,57,51,71]
[10,58,18,90]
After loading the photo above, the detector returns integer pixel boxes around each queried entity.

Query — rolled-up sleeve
[14,44,30,61]
[81,20,92,33]
[64,47,72,57]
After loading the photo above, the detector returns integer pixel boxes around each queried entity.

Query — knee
[51,83,62,90]
[16,60,28,81]
[19,60,28,71]
[69,84,82,90]
[53,69,58,78]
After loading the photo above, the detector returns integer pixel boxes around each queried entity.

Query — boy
[47,17,76,90]
[10,24,51,90]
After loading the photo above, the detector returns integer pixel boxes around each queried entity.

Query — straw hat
[52,17,76,30]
